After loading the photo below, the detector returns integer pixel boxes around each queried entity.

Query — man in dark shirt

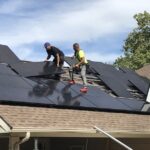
[44,42,64,67]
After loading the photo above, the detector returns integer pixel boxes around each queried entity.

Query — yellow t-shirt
[75,50,88,64]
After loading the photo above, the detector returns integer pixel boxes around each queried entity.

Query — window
[70,145,84,150]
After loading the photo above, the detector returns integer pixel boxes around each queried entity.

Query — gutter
[14,132,30,150]
[10,127,150,138]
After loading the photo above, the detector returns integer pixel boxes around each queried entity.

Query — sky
[0,0,150,63]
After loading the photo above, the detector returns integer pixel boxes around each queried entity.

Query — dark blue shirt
[46,46,64,60]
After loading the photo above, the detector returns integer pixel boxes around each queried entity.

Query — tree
[114,11,150,70]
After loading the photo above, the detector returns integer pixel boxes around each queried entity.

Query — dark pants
[53,55,64,68]
[53,55,64,80]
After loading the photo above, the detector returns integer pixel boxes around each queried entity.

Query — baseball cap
[44,42,51,48]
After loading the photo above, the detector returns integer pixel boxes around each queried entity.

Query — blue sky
[0,0,149,63]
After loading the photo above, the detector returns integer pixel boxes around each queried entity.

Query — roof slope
[0,44,149,114]
[136,64,150,80]
[0,104,150,137]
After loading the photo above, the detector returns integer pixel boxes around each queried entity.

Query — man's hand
[75,64,79,68]
[56,53,60,67]
[44,59,49,62]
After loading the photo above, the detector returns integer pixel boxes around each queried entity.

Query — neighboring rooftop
[136,64,150,80]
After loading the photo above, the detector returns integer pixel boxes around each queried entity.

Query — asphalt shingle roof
[0,104,150,133]
[136,64,150,80]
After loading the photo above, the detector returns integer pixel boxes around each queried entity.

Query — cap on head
[73,43,80,51]
[73,43,79,47]
[44,42,51,49]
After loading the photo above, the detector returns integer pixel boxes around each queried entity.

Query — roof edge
[9,128,150,138]
[0,117,11,134]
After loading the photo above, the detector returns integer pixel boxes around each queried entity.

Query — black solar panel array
[66,82,144,111]
[0,46,149,114]
[11,61,63,77]
[0,44,20,64]
[88,60,149,97]
[0,44,63,77]
[65,57,149,96]
[0,63,146,113]
[0,64,52,105]
[88,61,135,98]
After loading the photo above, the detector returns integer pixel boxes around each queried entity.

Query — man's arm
[56,53,60,67]
[46,55,50,61]
[45,50,51,61]
[75,57,85,67]
[71,52,76,59]
[71,50,77,59]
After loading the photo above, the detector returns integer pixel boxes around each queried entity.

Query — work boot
[80,87,88,93]
[69,80,75,85]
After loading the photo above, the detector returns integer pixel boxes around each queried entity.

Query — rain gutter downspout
[14,132,30,150]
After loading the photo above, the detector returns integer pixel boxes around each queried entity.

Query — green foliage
[114,11,150,70]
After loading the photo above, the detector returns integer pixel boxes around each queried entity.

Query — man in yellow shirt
[69,43,88,93]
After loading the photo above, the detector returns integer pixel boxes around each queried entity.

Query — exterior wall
[0,138,9,150]
[0,137,150,150]
[50,138,108,150]
[110,138,150,150]
[21,138,108,150]
[20,138,150,150]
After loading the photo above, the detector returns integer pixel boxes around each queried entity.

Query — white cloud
[12,45,45,61]
[86,52,121,63]
[66,51,121,63]
[12,45,120,63]
[0,0,24,14]
[0,0,149,62]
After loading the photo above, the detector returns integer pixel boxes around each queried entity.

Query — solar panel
[69,83,132,110]
[64,58,149,100]
[97,75,134,98]
[89,60,119,75]
[0,75,32,88]
[0,46,149,114]
[129,78,149,95]
[30,79,96,108]
[67,82,145,111]
[120,68,149,95]
[31,78,131,111]
[0,70,147,113]
[118,98,144,111]
[0,64,17,76]
[0,64,53,105]
[0,74,52,105]
[64,57,79,66]
[0,87,52,105]
[0,44,20,64]
[11,61,64,77]
[88,61,134,98]
[89,61,130,85]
